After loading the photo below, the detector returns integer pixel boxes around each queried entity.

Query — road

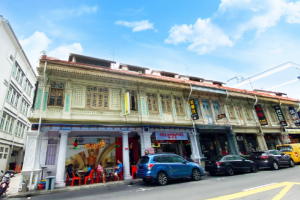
[9,165,300,200]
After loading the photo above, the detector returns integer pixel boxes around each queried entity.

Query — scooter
[0,170,11,196]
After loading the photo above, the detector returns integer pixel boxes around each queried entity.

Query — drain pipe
[30,61,47,185]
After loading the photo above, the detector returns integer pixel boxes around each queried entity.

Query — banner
[273,105,287,126]
[255,104,268,125]
[124,92,130,115]
[289,107,300,126]
[155,132,188,140]
[189,99,199,120]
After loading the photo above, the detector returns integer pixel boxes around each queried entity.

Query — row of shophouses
[22,53,300,189]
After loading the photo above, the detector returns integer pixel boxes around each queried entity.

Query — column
[256,133,268,151]
[189,131,201,164]
[122,131,132,180]
[138,132,152,156]
[195,132,205,158]
[55,131,70,187]
[227,129,239,155]
[62,81,72,119]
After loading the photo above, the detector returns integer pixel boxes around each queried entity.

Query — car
[205,155,257,176]
[249,150,294,170]
[276,144,300,164]
[136,153,204,186]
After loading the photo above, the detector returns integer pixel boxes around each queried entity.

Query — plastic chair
[71,172,81,186]
[97,171,105,183]
[84,169,95,185]
[132,166,137,179]
[112,169,123,181]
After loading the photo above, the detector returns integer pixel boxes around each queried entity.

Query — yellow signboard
[124,92,130,115]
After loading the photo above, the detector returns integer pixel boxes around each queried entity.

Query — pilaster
[62,81,73,119]
[122,131,132,180]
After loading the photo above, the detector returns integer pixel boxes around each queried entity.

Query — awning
[192,86,227,95]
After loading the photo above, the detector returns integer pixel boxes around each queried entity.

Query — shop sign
[285,129,300,134]
[273,105,287,126]
[255,104,268,126]
[189,99,199,120]
[84,140,106,149]
[76,137,110,145]
[155,132,188,140]
[289,107,300,126]
[217,114,226,120]
[124,92,130,116]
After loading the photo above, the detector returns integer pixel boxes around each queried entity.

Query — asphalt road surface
[9,165,300,200]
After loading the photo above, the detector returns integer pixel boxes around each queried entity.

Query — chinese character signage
[189,99,199,120]
[289,106,300,126]
[124,92,130,115]
[273,105,287,126]
[255,104,268,125]
[155,132,188,140]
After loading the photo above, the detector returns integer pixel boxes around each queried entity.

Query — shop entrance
[200,135,217,159]
[236,133,259,155]
[289,134,300,143]
[264,134,281,150]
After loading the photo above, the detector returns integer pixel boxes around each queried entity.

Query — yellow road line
[206,182,289,200]
[272,183,294,200]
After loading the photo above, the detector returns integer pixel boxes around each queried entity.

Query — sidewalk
[7,179,142,198]
[6,173,21,197]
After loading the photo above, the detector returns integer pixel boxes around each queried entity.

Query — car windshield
[138,156,150,164]
[209,156,225,161]
[277,146,293,152]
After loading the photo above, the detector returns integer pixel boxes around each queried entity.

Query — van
[276,144,300,163]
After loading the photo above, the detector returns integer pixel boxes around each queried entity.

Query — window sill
[47,106,64,109]
[84,107,110,110]
[5,101,18,109]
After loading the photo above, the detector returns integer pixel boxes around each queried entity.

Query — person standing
[97,162,106,183]
[114,159,123,181]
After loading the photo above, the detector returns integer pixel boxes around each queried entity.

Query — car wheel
[289,159,295,167]
[143,179,152,184]
[192,169,201,181]
[157,172,168,186]
[272,161,279,170]
[250,164,258,173]
[209,172,216,176]
[226,166,234,176]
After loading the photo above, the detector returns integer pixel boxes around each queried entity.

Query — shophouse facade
[0,16,36,173]
[22,53,300,190]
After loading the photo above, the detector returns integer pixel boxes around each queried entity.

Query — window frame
[244,107,252,120]
[161,95,172,113]
[235,106,245,120]
[147,93,158,113]
[48,82,65,107]
[174,96,185,115]
[85,86,109,109]
[128,91,137,111]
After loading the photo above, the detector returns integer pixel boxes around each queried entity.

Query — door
[235,155,250,171]
[171,155,190,177]
[161,155,178,178]
[202,99,213,124]
[269,150,286,165]
[226,156,242,171]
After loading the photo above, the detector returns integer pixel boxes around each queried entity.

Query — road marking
[206,182,297,200]
[272,183,294,200]
[242,183,278,191]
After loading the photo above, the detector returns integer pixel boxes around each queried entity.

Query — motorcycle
[0,170,11,196]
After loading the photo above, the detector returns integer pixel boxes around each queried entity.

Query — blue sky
[1,0,300,87]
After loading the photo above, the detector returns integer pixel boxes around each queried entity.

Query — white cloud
[286,1,300,23]
[116,20,154,32]
[165,18,233,55]
[48,43,83,60]
[271,47,283,54]
[45,5,98,20]
[20,31,52,68]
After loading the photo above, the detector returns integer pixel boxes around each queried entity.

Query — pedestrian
[97,162,106,183]
[114,159,123,181]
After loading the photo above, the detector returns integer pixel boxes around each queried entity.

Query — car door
[162,155,178,178]
[172,156,190,177]
[270,150,284,165]
[226,156,241,171]
[233,156,246,171]
[276,150,290,164]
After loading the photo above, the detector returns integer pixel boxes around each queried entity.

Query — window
[6,87,12,101]
[5,148,8,153]
[6,86,20,108]
[20,99,29,116]
[24,79,33,96]
[235,106,244,120]
[147,93,158,112]
[13,62,25,85]
[3,154,7,159]
[268,107,277,122]
[49,82,65,106]
[212,100,221,118]
[244,108,252,120]
[0,154,2,159]
[233,156,243,161]
[128,91,137,110]
[86,86,109,108]
[174,96,184,114]
[14,95,19,107]
[227,105,235,119]
[0,113,15,134]
[15,122,26,137]
[45,145,57,165]
[0,147,3,152]
[161,95,171,113]
[10,91,16,104]
[171,156,184,163]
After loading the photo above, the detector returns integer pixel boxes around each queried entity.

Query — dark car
[136,153,204,186]
[249,150,294,170]
[205,155,257,176]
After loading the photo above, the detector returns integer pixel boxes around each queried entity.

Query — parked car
[205,155,257,176]
[276,144,300,164]
[136,153,204,186]
[249,150,294,170]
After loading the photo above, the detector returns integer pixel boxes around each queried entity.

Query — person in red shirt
[97,162,106,183]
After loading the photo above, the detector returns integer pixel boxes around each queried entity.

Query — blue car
[136,153,204,186]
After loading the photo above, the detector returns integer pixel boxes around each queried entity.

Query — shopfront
[286,129,300,143]
[264,133,282,150]
[236,133,259,155]
[151,132,191,157]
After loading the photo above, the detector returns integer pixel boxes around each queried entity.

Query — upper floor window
[6,86,20,109]
[244,107,252,120]
[48,82,64,106]
[174,96,184,114]
[0,113,15,134]
[147,94,158,113]
[235,106,244,120]
[20,99,29,116]
[227,105,235,119]
[15,122,26,138]
[24,79,33,97]
[161,95,171,113]
[212,100,221,118]
[267,106,277,122]
[128,91,137,110]
[12,62,24,85]
[86,86,109,108]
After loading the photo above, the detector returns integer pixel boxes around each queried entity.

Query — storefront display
[218,134,230,155]
[264,134,280,150]
[200,135,217,159]
[285,129,300,143]
[236,133,259,155]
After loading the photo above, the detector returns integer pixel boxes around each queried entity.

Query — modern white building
[0,16,36,173]
[228,62,300,99]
